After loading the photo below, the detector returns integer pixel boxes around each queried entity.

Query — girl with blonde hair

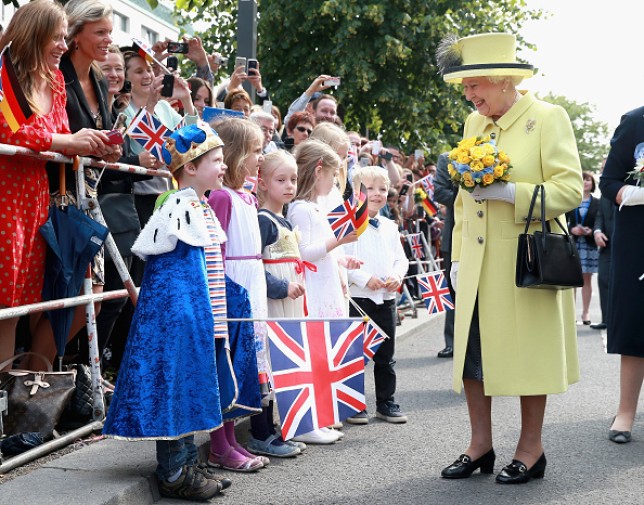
[286,139,362,444]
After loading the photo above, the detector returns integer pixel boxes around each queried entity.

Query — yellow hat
[161,122,224,173]
[436,33,534,84]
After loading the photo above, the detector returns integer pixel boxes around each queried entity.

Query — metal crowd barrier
[0,143,170,473]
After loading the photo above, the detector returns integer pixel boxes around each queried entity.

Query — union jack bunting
[417,271,454,314]
[327,199,356,240]
[243,176,258,193]
[267,320,366,440]
[363,319,388,364]
[407,233,424,259]
[126,110,170,161]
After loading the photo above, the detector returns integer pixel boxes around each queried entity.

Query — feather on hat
[436,33,534,84]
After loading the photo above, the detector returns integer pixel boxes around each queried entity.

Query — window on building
[113,11,129,32]
[142,26,158,44]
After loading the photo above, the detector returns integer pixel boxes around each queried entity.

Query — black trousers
[350,298,397,407]
[441,248,455,348]
[597,248,610,324]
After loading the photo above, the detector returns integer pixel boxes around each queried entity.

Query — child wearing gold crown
[103,123,241,501]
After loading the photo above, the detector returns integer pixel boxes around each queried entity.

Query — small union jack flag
[126,110,170,161]
[407,233,424,259]
[363,319,388,364]
[417,271,454,314]
[417,174,435,196]
[243,176,257,194]
[267,319,366,440]
[327,199,356,240]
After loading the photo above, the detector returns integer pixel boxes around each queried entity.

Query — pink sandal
[234,442,270,467]
[207,446,264,473]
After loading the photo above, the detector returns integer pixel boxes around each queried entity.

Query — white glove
[469,182,516,203]
[619,185,644,209]
[450,261,459,292]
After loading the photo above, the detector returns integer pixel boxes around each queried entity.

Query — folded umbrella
[40,203,109,367]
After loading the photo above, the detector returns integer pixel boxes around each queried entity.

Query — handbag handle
[523,184,576,256]
[0,352,53,373]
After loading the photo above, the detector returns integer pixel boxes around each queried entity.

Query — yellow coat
[452,91,583,396]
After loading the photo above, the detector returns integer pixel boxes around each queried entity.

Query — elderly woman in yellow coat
[436,33,582,484]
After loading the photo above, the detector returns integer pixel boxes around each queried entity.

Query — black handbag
[0,353,76,439]
[516,185,584,290]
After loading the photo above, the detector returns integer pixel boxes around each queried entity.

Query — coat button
[477,236,484,244]
[477,210,484,218]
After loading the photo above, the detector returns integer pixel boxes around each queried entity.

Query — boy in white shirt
[344,166,409,424]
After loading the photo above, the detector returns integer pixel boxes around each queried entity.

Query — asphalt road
[2,285,642,505]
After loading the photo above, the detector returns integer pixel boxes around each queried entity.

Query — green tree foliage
[540,93,610,173]
[165,0,542,153]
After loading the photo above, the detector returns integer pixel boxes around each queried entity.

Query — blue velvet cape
[222,277,262,420]
[103,241,228,440]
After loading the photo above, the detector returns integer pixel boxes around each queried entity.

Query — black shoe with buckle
[496,453,546,484]
[437,346,453,358]
[441,449,495,479]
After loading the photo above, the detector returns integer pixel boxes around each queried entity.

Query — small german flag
[132,37,155,65]
[0,46,34,134]
[414,187,438,217]
[354,183,369,237]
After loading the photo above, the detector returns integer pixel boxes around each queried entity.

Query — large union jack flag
[363,318,388,364]
[417,270,454,314]
[126,110,169,161]
[267,320,366,440]
[407,233,424,259]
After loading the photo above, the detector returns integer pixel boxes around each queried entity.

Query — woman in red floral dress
[0,0,112,370]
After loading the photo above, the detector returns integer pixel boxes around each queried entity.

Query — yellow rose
[498,151,510,164]
[458,137,477,150]
[484,143,496,155]
[462,172,473,183]
[493,165,504,178]
[470,146,486,160]
[457,152,471,164]
[479,134,491,144]
[448,148,459,160]
[482,173,495,185]
[470,159,484,172]
[464,178,475,188]
[501,173,511,182]
[482,154,495,167]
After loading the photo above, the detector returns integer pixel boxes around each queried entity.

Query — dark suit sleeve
[433,153,455,207]
[600,106,644,203]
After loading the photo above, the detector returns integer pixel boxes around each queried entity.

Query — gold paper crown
[162,123,224,173]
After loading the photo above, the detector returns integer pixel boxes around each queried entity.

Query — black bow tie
[369,218,380,228]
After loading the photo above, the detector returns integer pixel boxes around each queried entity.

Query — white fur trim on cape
[131,187,227,260]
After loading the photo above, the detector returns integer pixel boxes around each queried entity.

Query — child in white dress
[286,139,363,444]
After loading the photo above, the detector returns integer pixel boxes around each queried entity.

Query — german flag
[353,183,369,237]
[131,37,155,65]
[414,187,438,217]
[0,47,33,134]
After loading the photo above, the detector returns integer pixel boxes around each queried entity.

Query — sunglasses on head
[295,126,312,135]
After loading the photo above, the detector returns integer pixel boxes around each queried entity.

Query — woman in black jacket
[566,171,599,325]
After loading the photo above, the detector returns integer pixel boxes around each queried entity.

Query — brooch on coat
[525,119,536,134]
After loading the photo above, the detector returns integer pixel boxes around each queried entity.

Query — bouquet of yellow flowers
[447,134,511,192]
